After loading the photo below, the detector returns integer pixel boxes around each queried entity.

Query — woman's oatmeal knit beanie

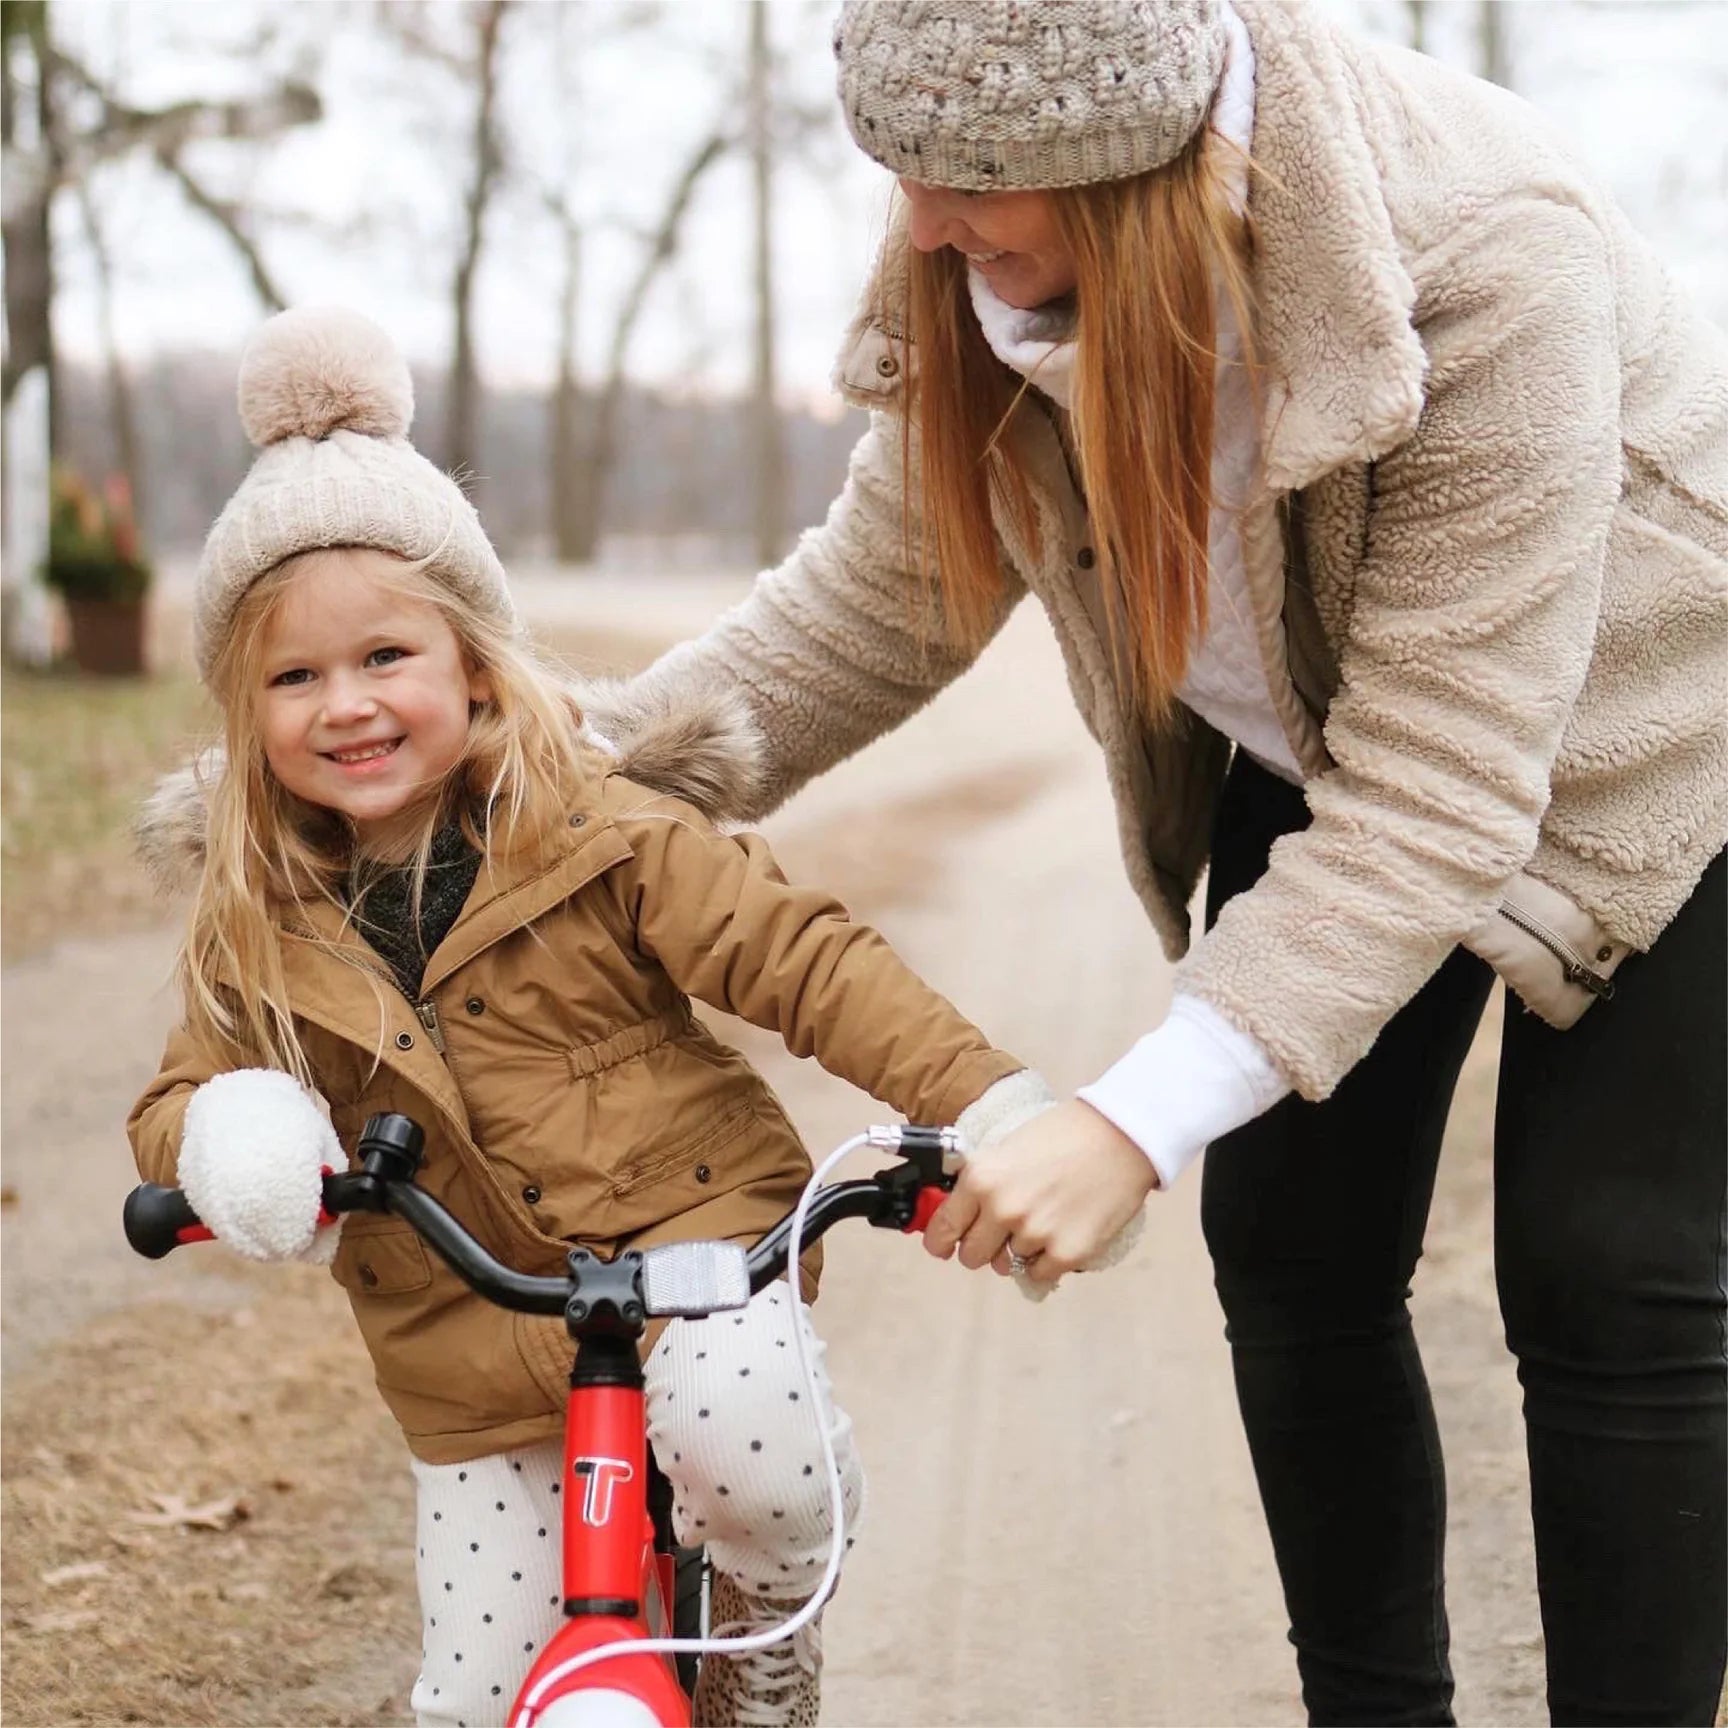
[194,305,516,681]
[834,0,1228,191]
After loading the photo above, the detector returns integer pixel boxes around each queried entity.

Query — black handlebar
[124,1114,959,1322]
[122,1182,206,1259]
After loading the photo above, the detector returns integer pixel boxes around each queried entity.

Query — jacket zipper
[1495,902,1616,1001]
[415,994,473,1110]
[415,997,447,1054]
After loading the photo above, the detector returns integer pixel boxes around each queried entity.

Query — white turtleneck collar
[966,0,1257,410]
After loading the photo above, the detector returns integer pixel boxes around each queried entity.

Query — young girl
[127,305,1053,1728]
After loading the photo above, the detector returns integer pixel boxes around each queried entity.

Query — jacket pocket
[609,1096,756,1200]
[331,1217,433,1297]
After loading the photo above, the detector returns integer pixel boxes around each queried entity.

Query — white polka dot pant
[410,1284,863,1728]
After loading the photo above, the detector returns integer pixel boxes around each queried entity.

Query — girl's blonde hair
[897,129,1258,720]
[180,548,597,1083]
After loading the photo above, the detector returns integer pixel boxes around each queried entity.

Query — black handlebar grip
[123,1183,206,1259]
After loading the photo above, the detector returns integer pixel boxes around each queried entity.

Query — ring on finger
[1006,1244,1040,1277]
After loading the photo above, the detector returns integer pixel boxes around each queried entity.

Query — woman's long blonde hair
[899,129,1259,720]
[181,548,598,1083]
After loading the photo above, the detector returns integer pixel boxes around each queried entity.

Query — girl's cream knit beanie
[194,306,516,681]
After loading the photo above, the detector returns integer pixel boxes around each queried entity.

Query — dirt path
[1,580,1540,1725]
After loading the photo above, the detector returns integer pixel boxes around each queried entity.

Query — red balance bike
[124,1111,961,1728]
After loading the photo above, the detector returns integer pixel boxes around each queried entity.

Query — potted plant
[43,464,152,676]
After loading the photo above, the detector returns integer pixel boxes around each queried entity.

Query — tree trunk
[550,211,598,563]
[446,0,510,482]
[75,181,143,508]
[1407,0,1428,55]
[2,0,56,437]
[747,1,785,569]
[580,127,731,566]
[1478,0,1511,88]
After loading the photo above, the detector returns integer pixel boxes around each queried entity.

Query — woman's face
[898,180,1077,309]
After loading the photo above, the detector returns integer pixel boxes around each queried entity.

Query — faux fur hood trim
[135,679,765,894]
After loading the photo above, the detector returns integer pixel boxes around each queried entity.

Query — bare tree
[746,1,786,568]
[52,52,315,311]
[381,0,513,481]
[2,1,56,423]
[2,1,318,660]
[72,178,141,501]
[4,26,318,413]
[548,193,588,562]
[449,0,510,480]
[543,8,587,564]
[1478,0,1511,87]
[550,125,733,565]
[1407,0,1429,55]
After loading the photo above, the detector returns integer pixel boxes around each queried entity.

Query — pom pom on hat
[196,303,515,683]
[237,305,414,449]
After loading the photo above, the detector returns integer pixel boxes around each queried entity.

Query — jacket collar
[833,0,1427,496]
[277,807,633,1014]
[1232,0,1426,490]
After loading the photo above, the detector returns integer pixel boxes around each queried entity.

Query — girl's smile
[257,547,490,840]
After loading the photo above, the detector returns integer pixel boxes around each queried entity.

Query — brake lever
[864,1125,966,1233]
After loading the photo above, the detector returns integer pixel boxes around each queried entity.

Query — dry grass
[1,668,214,960]
[1,1266,420,1726]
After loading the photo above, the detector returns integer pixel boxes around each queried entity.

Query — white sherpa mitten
[177,1070,343,1265]
[955,1070,1147,1303]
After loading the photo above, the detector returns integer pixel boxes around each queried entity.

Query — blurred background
[5,0,1726,608]
[5,0,1725,953]
[2,9,1726,1725]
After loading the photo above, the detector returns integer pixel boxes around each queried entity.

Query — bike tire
[672,1544,707,1697]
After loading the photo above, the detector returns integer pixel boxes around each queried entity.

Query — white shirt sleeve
[1076,993,1290,1190]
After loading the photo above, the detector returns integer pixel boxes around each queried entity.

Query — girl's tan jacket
[599,0,1728,1101]
[129,708,1020,1464]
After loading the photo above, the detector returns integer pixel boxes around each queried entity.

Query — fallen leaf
[41,1560,110,1588]
[317,1561,383,1601]
[127,1491,250,1532]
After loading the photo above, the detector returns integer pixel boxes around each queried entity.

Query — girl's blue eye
[368,646,407,667]
[271,667,313,687]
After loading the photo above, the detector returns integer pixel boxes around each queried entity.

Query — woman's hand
[924,1099,1157,1291]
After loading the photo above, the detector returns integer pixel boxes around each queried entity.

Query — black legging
[1199,754,1727,1727]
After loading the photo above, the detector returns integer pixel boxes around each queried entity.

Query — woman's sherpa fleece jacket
[594,0,1728,1102]
[129,693,1023,1464]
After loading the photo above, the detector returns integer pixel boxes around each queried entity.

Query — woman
[597,1,1728,1721]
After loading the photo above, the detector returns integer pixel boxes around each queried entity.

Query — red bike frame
[511,1377,689,1726]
